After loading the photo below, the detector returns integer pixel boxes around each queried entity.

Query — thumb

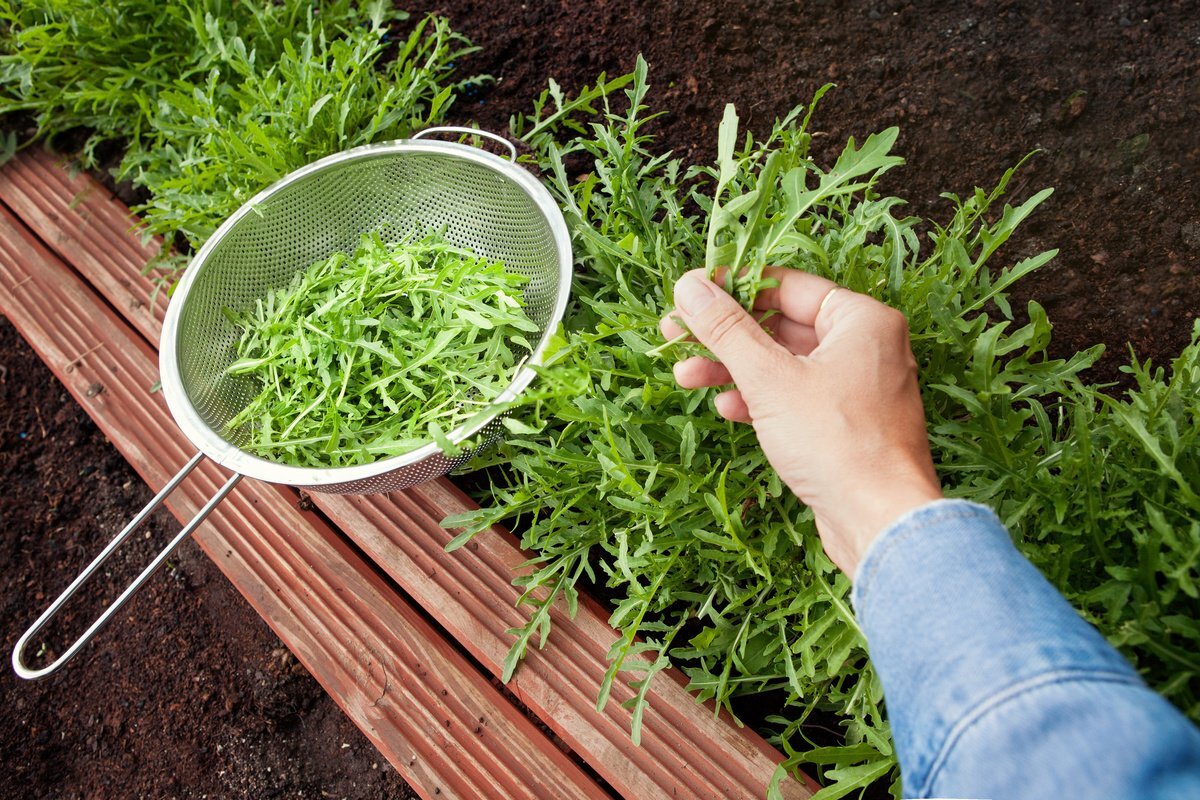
[672,271,785,385]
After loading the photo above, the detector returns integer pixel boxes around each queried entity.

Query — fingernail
[674,274,716,315]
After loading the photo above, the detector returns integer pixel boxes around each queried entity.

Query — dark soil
[0,315,414,799]
[415,0,1199,384]
[2,1,1197,797]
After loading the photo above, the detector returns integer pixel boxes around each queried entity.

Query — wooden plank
[0,150,167,344]
[330,487,807,798]
[0,203,606,800]
[0,148,819,799]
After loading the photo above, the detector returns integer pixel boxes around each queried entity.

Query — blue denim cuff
[850,497,980,602]
[849,498,1143,795]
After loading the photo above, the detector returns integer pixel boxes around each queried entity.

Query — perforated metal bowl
[164,129,570,492]
[14,128,572,679]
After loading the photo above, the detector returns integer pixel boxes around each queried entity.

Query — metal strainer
[13,128,572,679]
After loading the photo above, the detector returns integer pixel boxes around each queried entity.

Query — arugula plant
[0,0,484,276]
[121,6,480,260]
[444,59,1200,798]
[1,0,362,163]
[224,231,537,468]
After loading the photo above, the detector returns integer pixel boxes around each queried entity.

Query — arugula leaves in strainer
[223,230,538,468]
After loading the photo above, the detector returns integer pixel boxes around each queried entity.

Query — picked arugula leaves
[224,231,537,468]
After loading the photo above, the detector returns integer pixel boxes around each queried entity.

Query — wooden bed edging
[0,148,818,799]
[0,202,604,800]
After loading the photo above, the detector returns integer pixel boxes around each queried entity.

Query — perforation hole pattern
[172,147,567,494]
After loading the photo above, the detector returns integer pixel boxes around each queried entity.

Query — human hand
[662,268,942,577]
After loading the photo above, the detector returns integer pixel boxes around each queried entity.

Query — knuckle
[705,306,748,347]
[877,306,911,338]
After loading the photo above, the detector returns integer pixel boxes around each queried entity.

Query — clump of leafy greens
[438,59,1200,798]
[224,231,537,468]
[0,0,485,276]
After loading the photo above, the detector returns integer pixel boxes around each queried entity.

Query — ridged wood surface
[0,149,817,799]
[0,201,605,800]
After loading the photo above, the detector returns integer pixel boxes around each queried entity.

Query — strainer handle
[412,126,518,162]
[12,453,242,680]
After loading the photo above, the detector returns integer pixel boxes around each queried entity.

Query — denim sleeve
[851,498,1200,800]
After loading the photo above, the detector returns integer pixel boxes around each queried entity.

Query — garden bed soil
[3,1,1197,797]
[418,0,1198,384]
[0,317,415,799]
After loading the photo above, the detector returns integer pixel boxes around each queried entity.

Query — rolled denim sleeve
[851,498,1200,800]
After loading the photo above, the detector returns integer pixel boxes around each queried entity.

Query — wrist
[825,476,943,578]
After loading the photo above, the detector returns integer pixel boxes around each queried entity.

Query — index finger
[659,266,842,340]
